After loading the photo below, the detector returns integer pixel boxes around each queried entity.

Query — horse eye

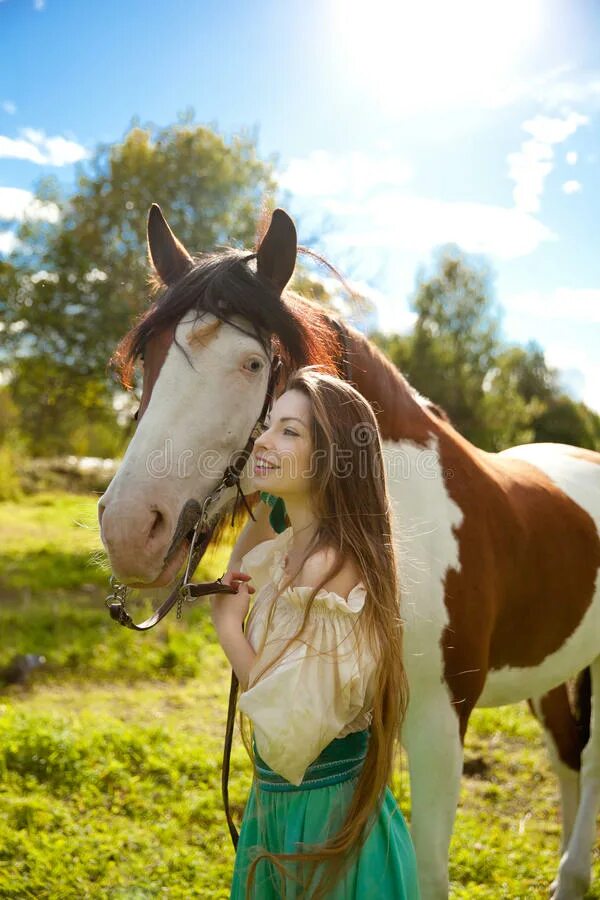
[133,408,139,422]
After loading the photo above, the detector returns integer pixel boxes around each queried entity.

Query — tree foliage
[1,121,276,455]
[405,248,499,445]
[372,247,600,452]
[1,132,598,457]
[4,122,275,373]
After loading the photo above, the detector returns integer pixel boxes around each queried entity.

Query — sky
[1,0,599,411]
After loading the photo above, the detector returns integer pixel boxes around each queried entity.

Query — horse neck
[344,324,442,446]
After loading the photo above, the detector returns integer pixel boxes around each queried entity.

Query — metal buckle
[105,575,128,611]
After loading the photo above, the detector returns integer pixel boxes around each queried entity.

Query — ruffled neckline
[270,526,367,615]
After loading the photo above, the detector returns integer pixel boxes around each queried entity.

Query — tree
[479,346,545,450]
[534,396,600,449]
[393,246,501,445]
[370,253,600,452]
[1,120,276,455]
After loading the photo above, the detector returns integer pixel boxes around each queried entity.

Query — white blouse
[237,526,377,786]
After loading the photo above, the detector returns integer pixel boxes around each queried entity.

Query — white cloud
[544,343,600,413]
[280,150,412,200]
[562,180,582,195]
[507,112,589,213]
[0,186,59,223]
[507,139,553,213]
[0,230,20,255]
[330,196,555,260]
[566,150,578,165]
[0,128,88,166]
[395,63,600,117]
[2,101,16,115]
[34,0,45,9]
[507,288,600,325]
[524,65,600,111]
[522,112,588,144]
[0,136,45,164]
[281,151,555,262]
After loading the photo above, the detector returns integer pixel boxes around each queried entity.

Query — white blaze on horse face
[99,314,271,583]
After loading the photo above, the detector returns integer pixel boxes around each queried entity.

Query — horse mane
[111,249,342,390]
[111,242,450,435]
[411,391,452,424]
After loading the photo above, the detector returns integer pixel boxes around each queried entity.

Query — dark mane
[112,249,342,389]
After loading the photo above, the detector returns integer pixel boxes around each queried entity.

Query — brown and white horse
[98,206,600,900]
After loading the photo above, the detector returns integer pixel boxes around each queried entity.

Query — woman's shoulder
[295,545,363,604]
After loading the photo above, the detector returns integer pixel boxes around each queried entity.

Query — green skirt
[229,729,420,899]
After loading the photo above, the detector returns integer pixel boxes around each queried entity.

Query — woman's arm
[211,498,282,688]
[211,614,257,691]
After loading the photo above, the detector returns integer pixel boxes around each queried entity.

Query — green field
[0,493,598,898]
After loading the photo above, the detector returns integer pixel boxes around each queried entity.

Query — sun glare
[334,0,542,112]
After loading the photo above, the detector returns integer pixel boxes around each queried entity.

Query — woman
[210,366,420,899]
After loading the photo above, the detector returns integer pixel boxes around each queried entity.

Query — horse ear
[256,208,297,294]
[147,203,193,285]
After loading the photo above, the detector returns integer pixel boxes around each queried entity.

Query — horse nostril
[148,508,166,542]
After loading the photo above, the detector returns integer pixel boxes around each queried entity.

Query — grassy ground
[0,492,598,898]
[0,492,108,594]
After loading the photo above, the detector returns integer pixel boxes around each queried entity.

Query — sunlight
[334,0,542,112]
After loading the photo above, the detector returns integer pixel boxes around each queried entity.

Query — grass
[0,492,106,594]
[0,677,240,899]
[0,492,598,898]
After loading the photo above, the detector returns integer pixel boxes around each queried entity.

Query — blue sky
[1,0,599,410]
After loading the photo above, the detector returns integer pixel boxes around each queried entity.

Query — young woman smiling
[210,365,420,900]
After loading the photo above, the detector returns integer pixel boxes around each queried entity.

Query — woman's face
[250,389,314,498]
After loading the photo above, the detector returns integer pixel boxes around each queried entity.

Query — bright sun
[333,0,543,113]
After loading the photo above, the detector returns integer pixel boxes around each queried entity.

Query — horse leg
[551,657,599,900]
[403,688,465,900]
[529,685,581,860]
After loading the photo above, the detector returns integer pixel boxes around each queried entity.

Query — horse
[98,205,600,899]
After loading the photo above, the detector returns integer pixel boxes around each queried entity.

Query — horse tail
[574,666,592,753]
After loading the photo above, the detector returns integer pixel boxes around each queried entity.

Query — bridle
[104,314,353,850]
[105,347,284,631]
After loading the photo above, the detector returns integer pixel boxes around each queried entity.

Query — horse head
[98,204,321,587]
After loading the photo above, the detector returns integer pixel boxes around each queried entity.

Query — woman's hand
[210,570,255,631]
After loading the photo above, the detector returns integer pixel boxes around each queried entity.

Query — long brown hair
[239,365,410,899]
